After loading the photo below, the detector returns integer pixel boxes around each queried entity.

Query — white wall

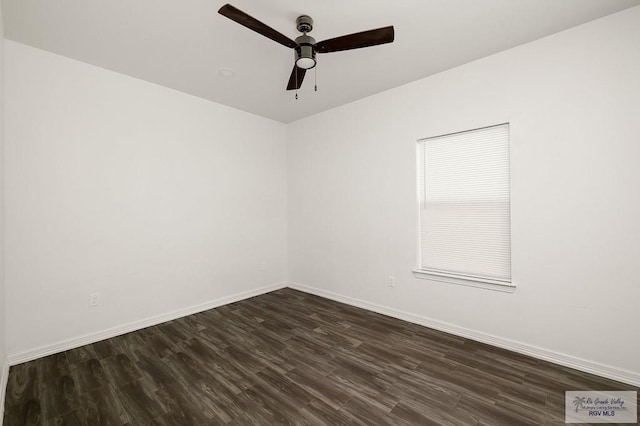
[4,40,288,358]
[288,7,640,383]
[0,3,8,413]
[2,4,639,388]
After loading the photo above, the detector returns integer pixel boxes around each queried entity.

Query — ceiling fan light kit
[295,45,316,70]
[218,4,394,92]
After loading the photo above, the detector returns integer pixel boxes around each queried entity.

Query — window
[414,123,513,291]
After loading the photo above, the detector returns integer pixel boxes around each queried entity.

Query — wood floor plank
[134,354,177,391]
[3,400,42,426]
[391,399,478,426]
[457,393,542,426]
[284,367,352,410]
[5,363,39,408]
[153,382,209,425]
[296,399,358,425]
[38,374,79,421]
[340,393,399,425]
[44,409,83,426]
[74,385,131,426]
[5,288,638,425]
[100,354,142,388]
[115,380,166,425]
[69,359,109,395]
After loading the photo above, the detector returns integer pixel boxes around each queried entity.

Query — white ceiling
[2,0,639,123]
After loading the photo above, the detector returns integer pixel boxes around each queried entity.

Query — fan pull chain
[314,64,318,92]
[295,66,299,100]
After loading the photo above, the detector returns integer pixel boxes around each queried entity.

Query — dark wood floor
[3,288,638,425]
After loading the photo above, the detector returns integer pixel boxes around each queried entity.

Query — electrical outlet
[260,261,266,272]
[388,276,396,287]
[89,293,100,307]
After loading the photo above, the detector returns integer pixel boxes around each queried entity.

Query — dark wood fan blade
[316,26,394,53]
[218,4,297,49]
[286,66,307,90]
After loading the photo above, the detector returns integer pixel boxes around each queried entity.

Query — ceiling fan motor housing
[295,34,316,69]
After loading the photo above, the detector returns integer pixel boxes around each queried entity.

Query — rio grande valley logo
[566,391,637,423]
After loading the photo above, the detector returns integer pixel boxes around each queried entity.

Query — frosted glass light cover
[296,57,316,69]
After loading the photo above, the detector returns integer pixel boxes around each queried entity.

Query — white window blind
[417,123,511,284]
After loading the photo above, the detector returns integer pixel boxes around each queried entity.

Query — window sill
[412,269,516,293]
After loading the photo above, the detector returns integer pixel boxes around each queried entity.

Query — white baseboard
[7,282,287,366]
[288,282,640,387]
[0,356,9,425]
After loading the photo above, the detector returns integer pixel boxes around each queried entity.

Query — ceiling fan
[218,4,395,91]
